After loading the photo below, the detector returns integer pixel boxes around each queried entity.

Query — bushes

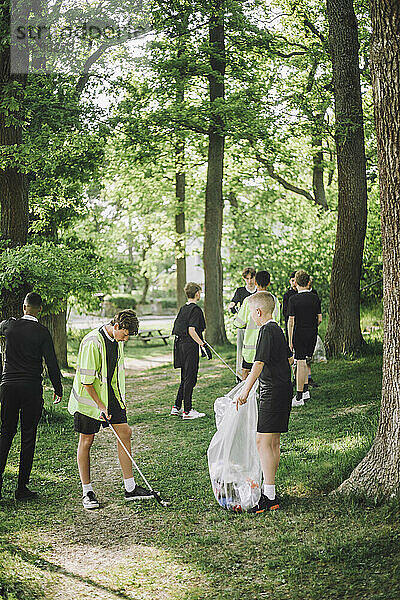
[103,294,137,316]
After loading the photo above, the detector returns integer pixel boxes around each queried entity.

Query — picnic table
[136,328,170,345]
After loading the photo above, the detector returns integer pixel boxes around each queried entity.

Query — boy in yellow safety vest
[235,271,280,380]
[68,309,154,509]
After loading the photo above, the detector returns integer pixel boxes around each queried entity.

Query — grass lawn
[1,342,399,600]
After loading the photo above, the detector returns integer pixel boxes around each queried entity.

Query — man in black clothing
[171,282,211,420]
[282,270,297,342]
[288,271,322,405]
[0,292,62,500]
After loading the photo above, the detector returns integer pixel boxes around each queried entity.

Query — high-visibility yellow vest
[68,328,126,420]
[234,294,280,363]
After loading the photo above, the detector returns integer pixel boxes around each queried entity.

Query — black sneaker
[82,490,100,509]
[15,486,38,500]
[125,485,154,501]
[249,493,279,513]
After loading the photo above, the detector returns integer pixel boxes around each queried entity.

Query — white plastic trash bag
[213,379,248,429]
[313,335,327,363]
[208,380,261,512]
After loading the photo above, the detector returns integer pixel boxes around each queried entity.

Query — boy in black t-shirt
[171,282,211,420]
[237,292,293,512]
[288,270,322,406]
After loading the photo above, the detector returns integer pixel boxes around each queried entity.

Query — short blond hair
[184,282,201,299]
[248,291,275,315]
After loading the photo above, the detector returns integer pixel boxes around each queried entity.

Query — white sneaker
[302,390,310,401]
[82,490,100,509]
[182,409,205,420]
[170,406,183,416]
[292,396,305,407]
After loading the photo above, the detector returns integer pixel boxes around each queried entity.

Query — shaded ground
[1,348,399,600]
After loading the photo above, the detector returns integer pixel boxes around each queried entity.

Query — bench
[136,329,170,346]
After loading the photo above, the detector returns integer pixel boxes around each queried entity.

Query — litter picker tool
[203,341,242,380]
[101,413,170,507]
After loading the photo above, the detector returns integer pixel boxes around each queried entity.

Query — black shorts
[257,384,292,433]
[293,330,317,360]
[74,407,127,435]
[242,358,253,370]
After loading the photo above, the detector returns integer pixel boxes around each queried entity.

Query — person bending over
[68,309,153,509]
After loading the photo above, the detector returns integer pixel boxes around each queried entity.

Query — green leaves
[0,242,115,314]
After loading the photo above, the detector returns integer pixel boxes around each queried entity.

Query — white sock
[124,477,136,492]
[263,484,276,500]
[82,483,93,495]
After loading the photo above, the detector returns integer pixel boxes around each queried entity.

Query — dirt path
[33,364,208,600]
[124,353,172,374]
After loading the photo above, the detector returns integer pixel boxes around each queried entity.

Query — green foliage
[224,192,337,310]
[103,294,137,316]
[0,242,115,314]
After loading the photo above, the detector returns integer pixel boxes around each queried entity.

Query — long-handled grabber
[101,413,170,507]
[203,341,242,380]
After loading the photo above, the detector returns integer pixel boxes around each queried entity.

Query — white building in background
[185,236,205,284]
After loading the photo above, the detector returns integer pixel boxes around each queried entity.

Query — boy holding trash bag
[237,292,293,512]
[171,282,211,420]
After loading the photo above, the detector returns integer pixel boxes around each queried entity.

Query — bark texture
[0,7,29,318]
[203,0,228,345]
[175,145,187,309]
[42,311,68,369]
[0,17,28,246]
[337,0,400,500]
[324,0,368,356]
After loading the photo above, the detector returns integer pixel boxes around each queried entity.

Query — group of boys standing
[231,266,322,406]
[0,267,321,514]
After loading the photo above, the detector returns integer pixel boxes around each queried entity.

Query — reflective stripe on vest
[72,386,98,408]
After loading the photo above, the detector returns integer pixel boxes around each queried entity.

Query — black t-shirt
[288,291,321,331]
[99,327,119,408]
[254,321,292,394]
[230,286,256,312]
[172,303,206,342]
[282,287,297,319]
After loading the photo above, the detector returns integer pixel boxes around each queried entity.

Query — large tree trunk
[336,0,400,500]
[175,139,187,308]
[311,113,328,210]
[203,0,228,346]
[0,8,29,318]
[42,311,68,369]
[324,0,368,356]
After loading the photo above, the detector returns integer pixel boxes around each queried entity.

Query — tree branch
[75,26,153,95]
[253,150,315,203]
[304,18,326,44]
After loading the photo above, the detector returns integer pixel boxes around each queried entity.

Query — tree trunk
[311,114,328,210]
[175,139,187,308]
[0,7,29,318]
[203,0,228,346]
[42,311,68,369]
[324,0,368,356]
[0,9,29,247]
[336,0,400,500]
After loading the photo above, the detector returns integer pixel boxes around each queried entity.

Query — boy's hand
[236,390,249,410]
[201,343,212,360]
[99,403,111,421]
